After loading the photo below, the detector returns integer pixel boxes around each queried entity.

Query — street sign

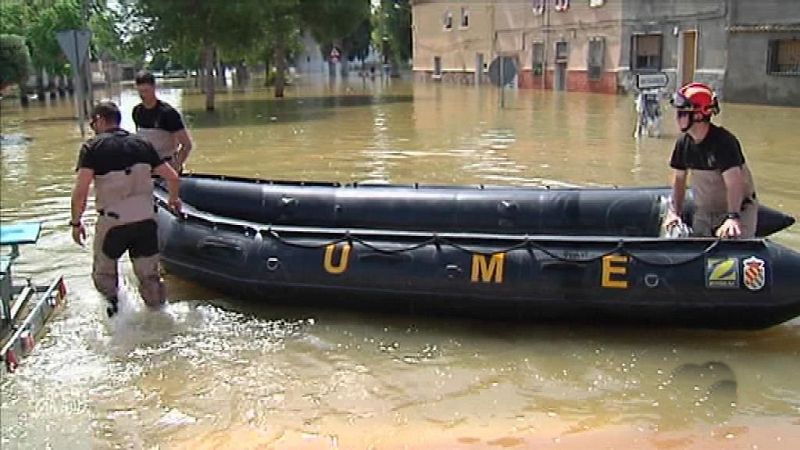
[56,29,91,137]
[56,29,91,68]
[488,56,517,87]
[636,72,669,90]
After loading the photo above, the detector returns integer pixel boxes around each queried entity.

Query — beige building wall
[412,0,624,92]
[412,2,496,73]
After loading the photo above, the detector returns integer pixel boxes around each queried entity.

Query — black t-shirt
[77,128,162,175]
[132,100,185,132]
[669,124,745,173]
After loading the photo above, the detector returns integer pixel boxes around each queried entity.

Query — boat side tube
[155,195,800,329]
[175,175,795,238]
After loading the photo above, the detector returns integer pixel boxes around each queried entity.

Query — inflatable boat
[154,174,800,329]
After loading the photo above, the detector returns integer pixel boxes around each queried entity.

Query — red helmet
[671,82,720,116]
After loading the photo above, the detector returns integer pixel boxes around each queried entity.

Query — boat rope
[264,229,722,267]
[162,201,727,269]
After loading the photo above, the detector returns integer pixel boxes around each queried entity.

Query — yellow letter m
[471,253,505,283]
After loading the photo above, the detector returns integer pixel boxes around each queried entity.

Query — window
[555,41,569,62]
[532,42,545,75]
[443,11,452,30]
[768,39,800,75]
[631,34,662,72]
[555,0,570,12]
[588,37,605,80]
[532,0,545,16]
[460,7,469,28]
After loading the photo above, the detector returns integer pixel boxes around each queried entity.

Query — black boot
[106,296,119,317]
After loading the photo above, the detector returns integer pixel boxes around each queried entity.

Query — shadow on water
[184,94,414,129]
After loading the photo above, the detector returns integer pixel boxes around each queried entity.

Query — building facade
[411,0,800,105]
[724,0,800,106]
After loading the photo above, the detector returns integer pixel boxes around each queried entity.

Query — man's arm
[714,166,746,238]
[153,163,182,213]
[721,166,745,214]
[71,168,94,224]
[173,128,193,167]
[670,169,688,215]
[70,168,94,245]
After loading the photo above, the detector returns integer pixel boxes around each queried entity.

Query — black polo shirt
[76,129,162,175]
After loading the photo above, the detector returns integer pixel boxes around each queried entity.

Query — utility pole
[542,0,550,90]
[82,0,94,114]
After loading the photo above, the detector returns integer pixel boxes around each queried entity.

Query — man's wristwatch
[726,212,741,220]
[69,220,82,227]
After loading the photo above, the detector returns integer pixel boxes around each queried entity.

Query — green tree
[134,0,266,110]
[342,16,372,63]
[89,5,127,61]
[0,1,29,38]
[25,0,83,76]
[255,0,301,97]
[373,0,411,75]
[0,34,33,91]
[299,0,370,75]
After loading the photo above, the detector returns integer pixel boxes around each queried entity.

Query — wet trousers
[92,217,165,308]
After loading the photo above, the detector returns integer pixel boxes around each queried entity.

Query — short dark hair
[135,70,156,86]
[91,102,121,125]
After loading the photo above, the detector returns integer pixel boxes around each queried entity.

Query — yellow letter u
[324,243,351,274]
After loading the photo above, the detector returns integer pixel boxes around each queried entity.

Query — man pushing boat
[70,102,182,317]
[663,82,758,239]
[133,70,194,173]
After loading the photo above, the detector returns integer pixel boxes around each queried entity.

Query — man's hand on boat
[154,162,182,215]
[71,221,86,246]
[662,209,691,238]
[168,195,182,214]
[716,217,743,239]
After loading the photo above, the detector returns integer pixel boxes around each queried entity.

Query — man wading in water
[71,102,182,317]
[133,71,194,173]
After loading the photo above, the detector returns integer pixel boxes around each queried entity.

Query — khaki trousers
[92,217,165,308]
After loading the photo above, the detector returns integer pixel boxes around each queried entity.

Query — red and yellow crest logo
[742,256,766,291]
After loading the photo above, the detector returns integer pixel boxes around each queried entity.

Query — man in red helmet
[663,82,758,238]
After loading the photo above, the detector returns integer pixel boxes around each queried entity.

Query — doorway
[555,63,567,91]
[680,31,697,85]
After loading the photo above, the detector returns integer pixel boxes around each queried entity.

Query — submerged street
[1,77,799,448]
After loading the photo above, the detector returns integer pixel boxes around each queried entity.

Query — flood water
[1,76,799,449]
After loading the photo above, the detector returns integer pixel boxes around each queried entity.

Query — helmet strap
[679,113,695,132]
[681,112,711,133]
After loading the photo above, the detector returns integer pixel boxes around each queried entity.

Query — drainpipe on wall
[542,0,550,90]
[490,3,496,75]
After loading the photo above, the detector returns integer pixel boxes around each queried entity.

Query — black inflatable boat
[155,174,800,329]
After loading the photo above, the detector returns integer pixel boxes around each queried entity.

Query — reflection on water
[1,77,799,449]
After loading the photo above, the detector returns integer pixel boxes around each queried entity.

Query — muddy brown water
[1,77,798,449]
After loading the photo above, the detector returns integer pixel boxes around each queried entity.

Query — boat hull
[155,177,800,329]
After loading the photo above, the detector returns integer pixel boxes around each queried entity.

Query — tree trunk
[36,69,46,102]
[264,54,272,87]
[204,42,216,111]
[274,41,287,98]
[242,63,250,84]
[198,65,205,92]
[339,40,351,78]
[216,49,225,88]
[20,86,30,107]
[57,75,66,97]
